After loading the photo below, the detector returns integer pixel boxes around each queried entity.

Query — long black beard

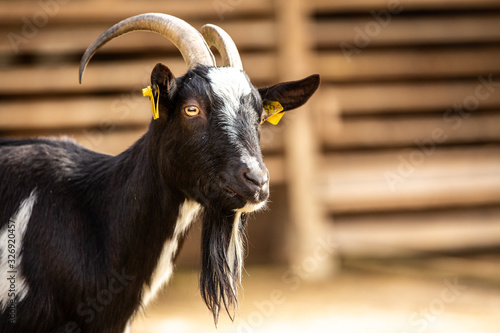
[200,208,247,325]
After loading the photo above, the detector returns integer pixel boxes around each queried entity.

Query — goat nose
[244,168,269,188]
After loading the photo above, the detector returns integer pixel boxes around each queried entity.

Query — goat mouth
[223,186,238,197]
[223,186,262,203]
[220,186,246,209]
[222,186,268,213]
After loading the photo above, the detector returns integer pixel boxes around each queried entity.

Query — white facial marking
[0,190,37,311]
[141,200,202,307]
[208,67,255,144]
[241,153,261,174]
[241,152,267,202]
[208,67,268,209]
[208,67,252,120]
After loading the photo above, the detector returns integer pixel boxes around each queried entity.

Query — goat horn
[201,24,243,71]
[79,13,216,83]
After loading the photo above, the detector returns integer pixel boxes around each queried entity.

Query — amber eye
[184,105,200,117]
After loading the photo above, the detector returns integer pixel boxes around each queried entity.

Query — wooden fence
[1,0,500,271]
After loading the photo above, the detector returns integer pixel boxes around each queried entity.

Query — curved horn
[79,13,216,83]
[201,24,243,71]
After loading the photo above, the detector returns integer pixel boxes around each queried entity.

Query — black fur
[0,63,319,332]
[200,207,248,324]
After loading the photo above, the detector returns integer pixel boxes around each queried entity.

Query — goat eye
[184,105,200,117]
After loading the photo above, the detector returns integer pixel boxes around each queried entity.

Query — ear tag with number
[142,85,160,120]
[263,100,284,125]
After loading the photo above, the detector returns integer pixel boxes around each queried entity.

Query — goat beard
[200,207,247,325]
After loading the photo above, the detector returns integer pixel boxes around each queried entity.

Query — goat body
[0,14,320,333]
[0,135,195,332]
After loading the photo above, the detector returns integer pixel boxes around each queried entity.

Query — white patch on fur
[226,212,244,295]
[208,67,252,120]
[141,200,202,307]
[0,190,37,311]
[208,67,254,148]
[241,153,261,174]
[241,152,269,202]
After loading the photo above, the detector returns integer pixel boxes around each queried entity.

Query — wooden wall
[1,0,500,268]
[311,0,500,260]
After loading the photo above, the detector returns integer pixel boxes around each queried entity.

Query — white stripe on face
[208,67,268,209]
[241,153,261,174]
[207,67,256,144]
[208,67,252,121]
[0,190,37,311]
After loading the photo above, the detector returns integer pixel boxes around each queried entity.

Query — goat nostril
[244,170,268,188]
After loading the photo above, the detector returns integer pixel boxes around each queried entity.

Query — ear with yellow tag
[262,100,284,125]
[142,84,160,120]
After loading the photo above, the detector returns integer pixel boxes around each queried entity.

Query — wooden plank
[0,58,185,94]
[319,81,500,115]
[346,257,500,283]
[318,145,500,213]
[0,96,150,130]
[0,53,277,94]
[66,127,146,155]
[322,112,500,149]
[318,47,500,82]
[314,15,500,47]
[311,0,500,12]
[0,20,275,54]
[0,0,272,25]
[333,206,500,258]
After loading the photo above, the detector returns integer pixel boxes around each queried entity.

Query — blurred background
[1,0,500,332]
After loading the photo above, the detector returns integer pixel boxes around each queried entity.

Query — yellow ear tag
[142,85,160,120]
[263,100,284,125]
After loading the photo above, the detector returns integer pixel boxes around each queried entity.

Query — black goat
[0,13,319,333]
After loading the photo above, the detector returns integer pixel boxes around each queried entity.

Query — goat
[0,13,320,333]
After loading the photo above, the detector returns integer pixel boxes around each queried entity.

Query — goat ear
[151,63,177,100]
[258,74,320,112]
